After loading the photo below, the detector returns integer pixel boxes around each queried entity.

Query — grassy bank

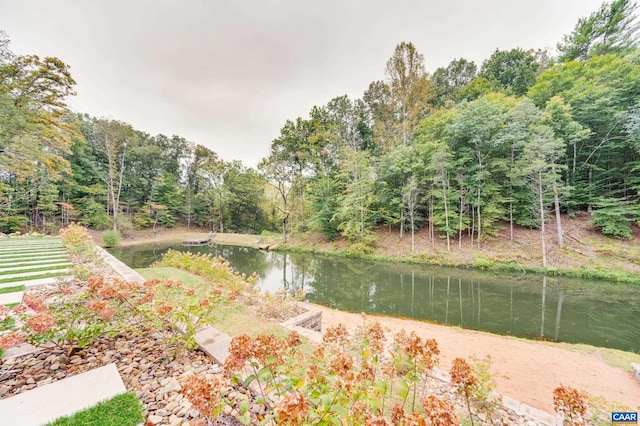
[275,241,640,284]
[109,217,640,284]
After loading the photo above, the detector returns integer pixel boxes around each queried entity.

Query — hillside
[286,213,640,277]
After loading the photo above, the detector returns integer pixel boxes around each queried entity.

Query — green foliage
[79,198,110,230]
[101,229,120,247]
[154,250,259,294]
[557,0,639,62]
[480,48,540,96]
[0,215,27,234]
[182,322,454,425]
[45,392,144,426]
[590,198,640,239]
[308,177,339,241]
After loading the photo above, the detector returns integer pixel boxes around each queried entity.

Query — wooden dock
[182,233,214,246]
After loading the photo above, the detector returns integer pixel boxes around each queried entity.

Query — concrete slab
[22,276,72,289]
[0,363,126,426]
[0,248,65,256]
[0,269,69,281]
[0,262,72,274]
[194,326,231,365]
[0,251,66,261]
[0,257,69,267]
[0,291,24,305]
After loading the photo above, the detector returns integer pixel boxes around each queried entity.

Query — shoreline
[104,230,640,412]
[306,302,640,414]
[111,228,640,284]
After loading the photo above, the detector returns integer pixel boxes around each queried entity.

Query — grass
[137,267,288,337]
[0,272,66,284]
[277,242,640,285]
[0,264,70,276]
[550,342,640,372]
[0,258,69,267]
[0,285,25,294]
[44,392,144,426]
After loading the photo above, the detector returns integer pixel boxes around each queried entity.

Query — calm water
[108,243,640,352]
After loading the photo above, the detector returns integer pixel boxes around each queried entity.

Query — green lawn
[45,392,144,426]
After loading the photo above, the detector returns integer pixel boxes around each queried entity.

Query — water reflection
[110,243,640,352]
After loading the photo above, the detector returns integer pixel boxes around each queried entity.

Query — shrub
[116,216,135,239]
[102,230,120,247]
[0,215,28,234]
[182,320,446,425]
[553,385,589,425]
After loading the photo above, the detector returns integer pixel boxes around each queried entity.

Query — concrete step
[0,262,72,274]
[0,269,69,282]
[0,256,69,267]
[0,247,65,255]
[0,240,62,249]
[0,240,62,247]
[0,249,69,260]
[24,276,72,288]
[0,363,127,426]
[0,291,24,305]
[0,276,71,290]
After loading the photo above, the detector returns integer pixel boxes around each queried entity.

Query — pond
[108,243,640,352]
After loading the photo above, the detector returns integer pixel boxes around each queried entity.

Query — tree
[259,148,297,242]
[0,33,76,210]
[431,58,477,106]
[333,149,379,249]
[91,119,135,231]
[385,42,434,145]
[447,94,513,247]
[516,125,566,267]
[557,0,639,62]
[480,48,539,96]
[402,175,421,251]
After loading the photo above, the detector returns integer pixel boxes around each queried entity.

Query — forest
[1,0,640,260]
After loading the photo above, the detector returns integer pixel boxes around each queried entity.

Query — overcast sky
[1,0,604,167]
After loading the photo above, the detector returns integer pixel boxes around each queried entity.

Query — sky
[1,0,605,167]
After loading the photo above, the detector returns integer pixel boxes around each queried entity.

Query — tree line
[1,1,639,261]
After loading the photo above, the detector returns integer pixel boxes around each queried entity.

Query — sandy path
[308,303,640,414]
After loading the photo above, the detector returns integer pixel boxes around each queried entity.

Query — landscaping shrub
[101,229,120,247]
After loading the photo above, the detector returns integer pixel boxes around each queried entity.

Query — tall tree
[480,48,539,96]
[431,58,477,106]
[259,147,297,242]
[516,125,566,267]
[385,42,434,145]
[557,0,639,62]
[90,119,136,231]
[0,33,76,211]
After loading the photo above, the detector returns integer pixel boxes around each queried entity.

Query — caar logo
[612,412,638,425]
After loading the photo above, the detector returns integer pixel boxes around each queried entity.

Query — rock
[50,363,60,371]
[168,414,182,426]
[156,409,170,417]
[165,400,179,413]
[148,414,163,424]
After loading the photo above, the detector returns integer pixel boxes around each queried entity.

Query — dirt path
[309,303,640,414]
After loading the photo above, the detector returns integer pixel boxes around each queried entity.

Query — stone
[168,414,182,426]
[148,415,163,424]
[632,362,640,384]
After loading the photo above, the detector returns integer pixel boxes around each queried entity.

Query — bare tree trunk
[509,202,514,241]
[282,196,288,242]
[458,195,463,249]
[476,185,481,249]
[410,209,415,252]
[442,175,450,252]
[538,171,547,268]
[552,165,564,248]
